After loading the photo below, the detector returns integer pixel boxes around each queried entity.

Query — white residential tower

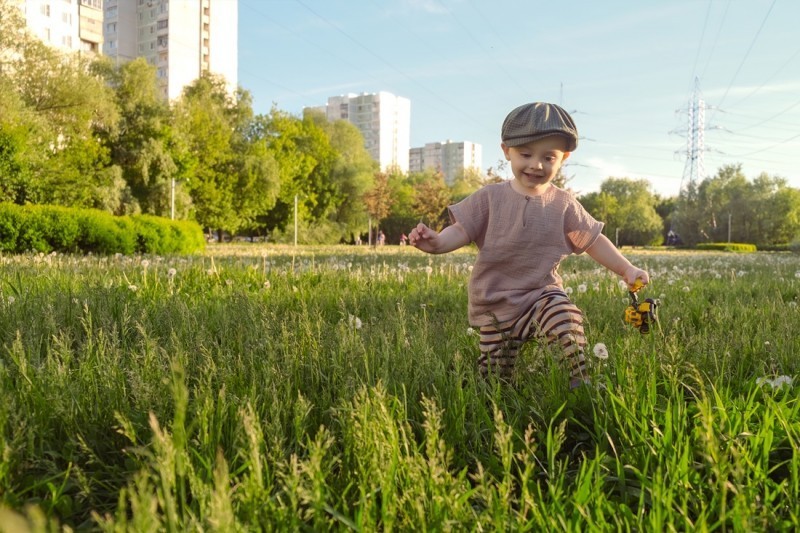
[102,0,237,100]
[13,0,104,54]
[323,92,411,173]
[409,140,482,185]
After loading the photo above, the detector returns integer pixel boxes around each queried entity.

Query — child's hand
[623,266,649,289]
[408,222,439,252]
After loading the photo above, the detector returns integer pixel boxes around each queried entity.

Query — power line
[726,44,800,109]
[292,0,493,132]
[709,0,777,122]
[699,0,731,80]
[433,0,529,95]
[689,0,713,88]
[729,131,800,157]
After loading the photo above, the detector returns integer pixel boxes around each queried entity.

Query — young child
[408,102,649,388]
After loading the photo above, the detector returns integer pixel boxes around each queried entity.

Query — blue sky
[238,0,800,198]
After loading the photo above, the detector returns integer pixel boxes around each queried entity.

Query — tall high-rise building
[103,0,237,100]
[409,140,482,185]
[322,92,411,173]
[13,0,103,54]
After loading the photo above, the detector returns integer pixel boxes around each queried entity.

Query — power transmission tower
[677,78,710,196]
[669,78,713,243]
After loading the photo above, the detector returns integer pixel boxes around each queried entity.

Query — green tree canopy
[580,177,663,246]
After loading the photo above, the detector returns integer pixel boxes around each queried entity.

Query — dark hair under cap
[501,102,578,151]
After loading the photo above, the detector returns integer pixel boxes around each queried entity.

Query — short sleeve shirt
[448,182,603,326]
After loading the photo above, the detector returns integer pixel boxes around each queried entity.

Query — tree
[252,107,337,235]
[100,57,177,215]
[304,109,377,236]
[172,75,279,236]
[411,171,451,230]
[363,172,393,239]
[449,167,487,203]
[581,178,662,246]
[1,8,119,207]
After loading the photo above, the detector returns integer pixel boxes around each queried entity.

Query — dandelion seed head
[140,259,150,268]
[167,268,177,278]
[348,314,363,329]
[578,284,587,293]
[7,296,15,304]
[593,343,609,359]
[564,286,573,295]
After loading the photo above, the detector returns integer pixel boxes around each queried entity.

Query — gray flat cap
[501,102,578,151]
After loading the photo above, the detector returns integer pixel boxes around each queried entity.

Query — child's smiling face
[501,135,571,195]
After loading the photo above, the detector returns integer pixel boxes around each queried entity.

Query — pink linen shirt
[448,181,603,326]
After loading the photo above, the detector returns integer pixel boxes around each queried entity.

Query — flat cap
[501,102,578,151]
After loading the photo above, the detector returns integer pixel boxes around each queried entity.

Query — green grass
[1,245,799,530]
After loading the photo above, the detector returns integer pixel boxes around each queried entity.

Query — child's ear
[562,151,571,162]
[500,142,511,160]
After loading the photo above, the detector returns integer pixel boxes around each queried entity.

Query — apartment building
[13,0,103,54]
[103,0,237,100]
[322,92,411,173]
[409,140,482,185]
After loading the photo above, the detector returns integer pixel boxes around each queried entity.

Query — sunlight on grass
[1,246,799,529]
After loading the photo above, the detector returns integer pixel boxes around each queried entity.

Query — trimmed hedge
[695,242,757,253]
[0,203,205,255]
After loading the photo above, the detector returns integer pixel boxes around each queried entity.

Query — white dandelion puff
[128,285,138,292]
[140,259,150,268]
[348,314,363,329]
[565,286,573,295]
[263,280,271,289]
[7,296,15,304]
[593,343,609,359]
[578,284,587,293]
[772,375,793,388]
[167,268,177,278]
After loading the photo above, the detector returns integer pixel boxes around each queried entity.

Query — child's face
[501,136,571,194]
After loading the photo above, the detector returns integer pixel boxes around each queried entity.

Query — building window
[106,22,116,32]
[157,19,168,29]
[106,5,117,17]
[41,4,51,16]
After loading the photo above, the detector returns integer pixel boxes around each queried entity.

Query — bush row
[695,242,757,253]
[0,203,205,255]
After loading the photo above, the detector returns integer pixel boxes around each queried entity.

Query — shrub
[695,242,757,253]
[0,203,204,255]
[0,203,23,252]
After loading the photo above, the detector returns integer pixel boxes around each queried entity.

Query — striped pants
[477,288,587,381]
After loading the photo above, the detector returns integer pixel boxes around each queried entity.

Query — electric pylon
[678,77,709,196]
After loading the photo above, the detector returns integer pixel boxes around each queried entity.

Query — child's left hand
[623,266,649,288]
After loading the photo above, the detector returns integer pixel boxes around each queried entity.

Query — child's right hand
[408,222,439,252]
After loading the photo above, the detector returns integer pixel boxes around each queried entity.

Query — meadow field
[1,245,799,531]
